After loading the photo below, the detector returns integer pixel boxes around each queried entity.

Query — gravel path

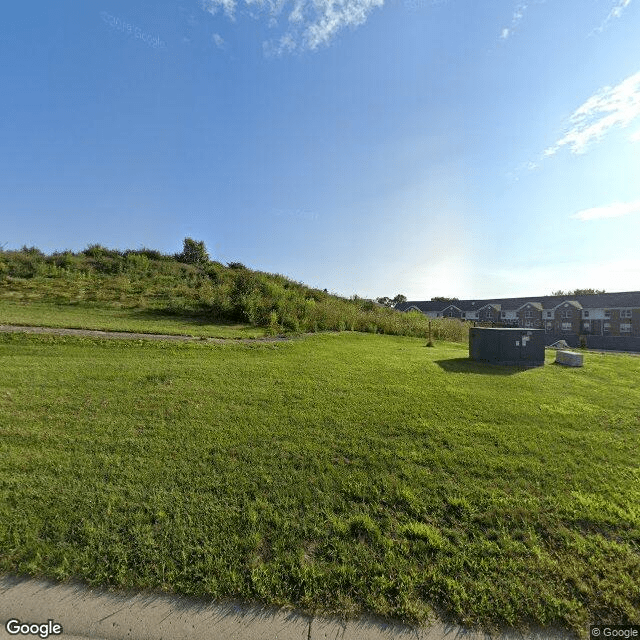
[0,324,291,344]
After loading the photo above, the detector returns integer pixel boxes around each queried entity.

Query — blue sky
[2,0,639,299]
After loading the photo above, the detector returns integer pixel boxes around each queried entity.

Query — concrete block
[555,350,583,367]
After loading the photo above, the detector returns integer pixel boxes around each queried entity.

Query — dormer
[516,302,543,318]
[476,303,501,319]
[441,304,462,317]
[552,300,582,319]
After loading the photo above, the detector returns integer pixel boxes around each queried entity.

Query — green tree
[177,238,209,265]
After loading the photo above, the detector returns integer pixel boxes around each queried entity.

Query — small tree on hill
[377,294,407,308]
[177,238,209,265]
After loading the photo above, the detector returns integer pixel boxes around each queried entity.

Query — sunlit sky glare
[2,0,639,299]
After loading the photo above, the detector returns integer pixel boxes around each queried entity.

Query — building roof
[516,302,543,311]
[396,291,640,313]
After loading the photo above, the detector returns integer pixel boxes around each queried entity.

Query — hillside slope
[0,242,465,341]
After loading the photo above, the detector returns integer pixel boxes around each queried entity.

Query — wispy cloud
[543,70,640,156]
[202,0,384,53]
[500,3,528,40]
[592,0,633,34]
[571,199,640,221]
[212,32,225,48]
[202,0,237,20]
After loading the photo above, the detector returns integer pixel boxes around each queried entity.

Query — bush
[20,245,45,257]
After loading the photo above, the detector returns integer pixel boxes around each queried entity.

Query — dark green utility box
[469,327,545,367]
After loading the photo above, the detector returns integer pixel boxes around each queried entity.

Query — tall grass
[0,245,468,341]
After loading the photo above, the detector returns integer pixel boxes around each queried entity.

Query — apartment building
[396,292,640,350]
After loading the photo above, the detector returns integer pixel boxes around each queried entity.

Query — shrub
[20,245,45,257]
[51,251,78,270]
[125,253,150,274]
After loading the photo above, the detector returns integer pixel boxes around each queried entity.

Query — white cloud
[203,0,384,52]
[212,32,225,48]
[202,0,237,20]
[631,129,640,142]
[571,199,640,221]
[593,0,632,34]
[544,70,640,156]
[499,3,528,40]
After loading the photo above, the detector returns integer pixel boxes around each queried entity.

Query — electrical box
[469,328,545,367]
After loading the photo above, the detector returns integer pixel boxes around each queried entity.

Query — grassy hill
[0,242,465,341]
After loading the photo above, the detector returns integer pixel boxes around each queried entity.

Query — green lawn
[0,300,266,338]
[1,331,638,638]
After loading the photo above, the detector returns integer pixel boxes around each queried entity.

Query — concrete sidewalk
[0,576,574,640]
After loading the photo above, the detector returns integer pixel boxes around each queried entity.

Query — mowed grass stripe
[0,299,266,338]
[0,331,638,638]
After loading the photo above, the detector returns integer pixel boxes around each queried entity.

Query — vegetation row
[0,241,467,342]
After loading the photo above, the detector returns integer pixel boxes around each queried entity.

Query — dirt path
[0,324,292,344]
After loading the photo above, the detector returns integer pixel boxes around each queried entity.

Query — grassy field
[1,331,639,638]
[0,300,266,339]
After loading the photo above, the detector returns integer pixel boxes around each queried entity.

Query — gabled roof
[516,302,543,311]
[395,291,640,314]
[553,300,582,310]
[477,303,501,312]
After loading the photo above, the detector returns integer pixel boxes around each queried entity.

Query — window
[622,309,632,318]
[501,311,506,318]
[545,321,553,330]
[524,310,532,318]
[561,310,571,318]
[620,323,631,332]
[546,311,552,318]
[604,322,611,332]
[583,311,589,318]
[462,312,466,318]
[604,309,611,318]
[561,322,572,331]
[582,321,590,331]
